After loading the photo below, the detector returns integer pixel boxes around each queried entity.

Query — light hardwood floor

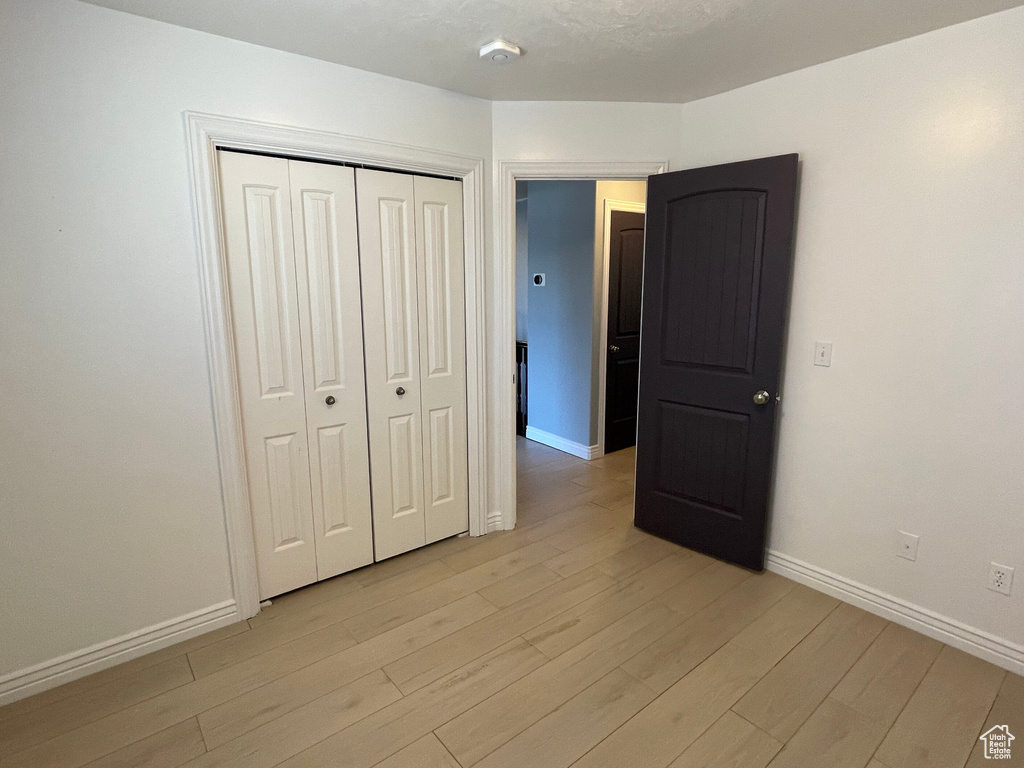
[2,437,1020,768]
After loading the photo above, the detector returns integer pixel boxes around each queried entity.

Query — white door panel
[357,169,427,560]
[414,176,470,543]
[219,151,317,599]
[288,159,374,580]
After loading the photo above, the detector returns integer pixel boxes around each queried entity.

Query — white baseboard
[525,427,600,460]
[766,550,1024,676]
[0,600,239,705]
[486,509,505,533]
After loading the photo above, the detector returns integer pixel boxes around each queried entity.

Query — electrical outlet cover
[988,563,1014,595]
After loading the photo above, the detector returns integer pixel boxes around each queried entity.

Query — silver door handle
[753,390,770,405]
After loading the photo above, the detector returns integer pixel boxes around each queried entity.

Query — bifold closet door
[288,159,374,581]
[414,175,470,544]
[219,151,373,599]
[357,169,469,560]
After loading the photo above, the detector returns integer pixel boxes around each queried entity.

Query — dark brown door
[634,154,799,571]
[605,210,646,454]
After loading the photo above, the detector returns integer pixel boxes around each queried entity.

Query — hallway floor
[1,437,1020,768]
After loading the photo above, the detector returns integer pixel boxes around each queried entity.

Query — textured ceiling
[81,0,1024,102]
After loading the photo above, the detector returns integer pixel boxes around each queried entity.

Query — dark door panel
[634,154,799,571]
[605,210,646,454]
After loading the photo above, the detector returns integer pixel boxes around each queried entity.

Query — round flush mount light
[479,39,521,64]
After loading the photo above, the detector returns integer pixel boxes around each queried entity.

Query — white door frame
[596,197,647,457]
[185,112,488,620]
[495,160,668,531]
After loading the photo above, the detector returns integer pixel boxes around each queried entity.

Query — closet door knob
[325,395,336,406]
[396,387,406,396]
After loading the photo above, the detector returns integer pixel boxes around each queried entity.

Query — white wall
[0,0,491,695]
[673,6,1024,664]
[495,6,1024,668]
[492,101,680,164]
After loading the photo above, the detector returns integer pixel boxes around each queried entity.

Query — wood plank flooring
[1,436,1018,768]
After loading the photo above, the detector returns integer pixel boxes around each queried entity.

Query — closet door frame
[185,112,488,620]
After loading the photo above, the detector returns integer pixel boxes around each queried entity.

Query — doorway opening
[514,179,647,461]
[513,178,647,524]
[503,155,797,573]
[496,159,667,533]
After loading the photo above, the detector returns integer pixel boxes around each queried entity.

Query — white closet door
[219,151,317,599]
[288,159,374,580]
[413,176,470,543]
[357,169,426,559]
[358,169,469,560]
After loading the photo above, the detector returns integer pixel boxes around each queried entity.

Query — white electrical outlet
[988,563,1014,595]
[897,531,919,561]
[814,342,833,367]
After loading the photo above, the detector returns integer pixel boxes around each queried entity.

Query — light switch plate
[814,342,833,367]
[897,531,919,561]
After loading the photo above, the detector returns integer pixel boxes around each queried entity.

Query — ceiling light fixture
[479,39,521,65]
